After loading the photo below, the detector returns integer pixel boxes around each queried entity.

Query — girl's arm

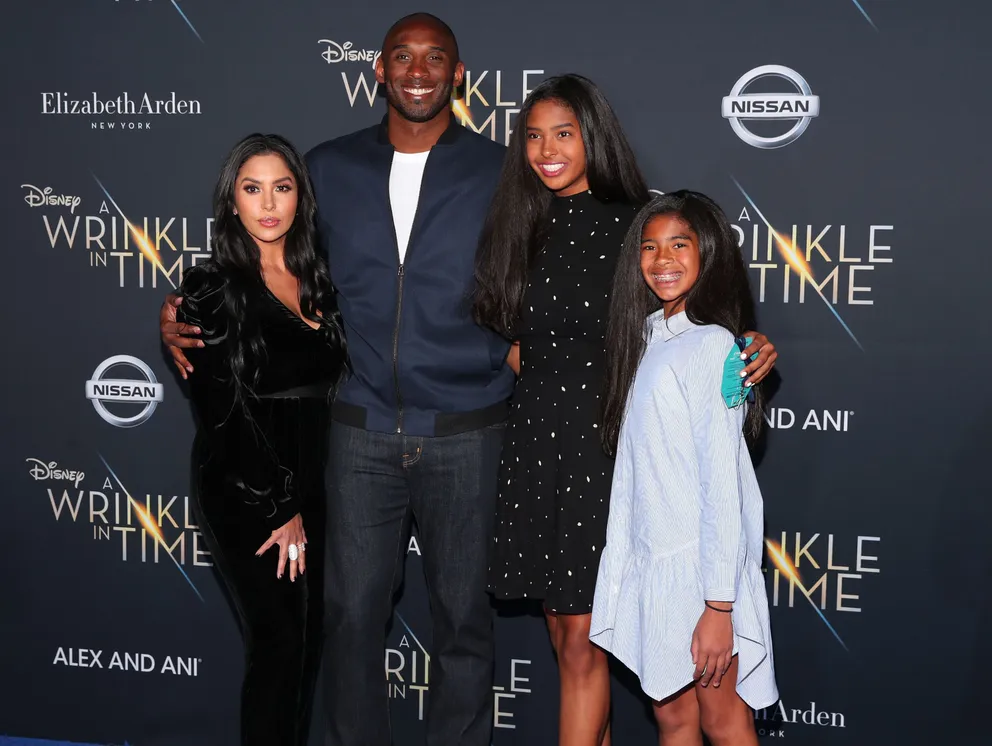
[506,341,520,375]
[686,331,747,604]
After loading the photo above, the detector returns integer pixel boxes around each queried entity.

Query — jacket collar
[375,112,463,147]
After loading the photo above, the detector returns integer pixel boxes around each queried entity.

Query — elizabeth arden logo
[755,699,846,737]
[41,92,202,130]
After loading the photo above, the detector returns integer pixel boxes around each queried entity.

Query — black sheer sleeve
[178,266,301,530]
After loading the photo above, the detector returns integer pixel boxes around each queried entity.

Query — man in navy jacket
[304,13,512,746]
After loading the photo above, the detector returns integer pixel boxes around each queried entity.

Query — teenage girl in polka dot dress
[474,74,646,744]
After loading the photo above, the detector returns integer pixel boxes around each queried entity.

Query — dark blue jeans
[322,421,503,746]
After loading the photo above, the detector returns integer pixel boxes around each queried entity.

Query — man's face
[375,20,464,124]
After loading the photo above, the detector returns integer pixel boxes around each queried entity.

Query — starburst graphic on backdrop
[451,99,476,129]
[731,176,863,351]
[91,174,177,290]
[765,539,849,651]
[99,453,204,602]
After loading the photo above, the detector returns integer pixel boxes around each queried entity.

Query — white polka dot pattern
[488,191,639,613]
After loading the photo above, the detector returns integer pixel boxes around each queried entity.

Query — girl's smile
[640,213,701,316]
[525,99,590,197]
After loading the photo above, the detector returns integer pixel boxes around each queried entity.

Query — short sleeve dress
[488,190,639,614]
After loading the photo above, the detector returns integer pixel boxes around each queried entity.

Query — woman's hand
[691,603,734,689]
[256,513,307,581]
[160,293,203,379]
[506,342,521,375]
[740,332,777,386]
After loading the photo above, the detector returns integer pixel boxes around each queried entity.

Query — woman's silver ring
[288,544,299,562]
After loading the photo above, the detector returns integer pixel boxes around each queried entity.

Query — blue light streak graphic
[91,173,177,290]
[731,176,864,351]
[850,0,878,31]
[766,540,850,651]
[170,1,204,43]
[394,612,430,659]
[803,594,850,651]
[98,453,204,603]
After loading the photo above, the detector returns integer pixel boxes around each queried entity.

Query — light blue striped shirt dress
[590,310,778,708]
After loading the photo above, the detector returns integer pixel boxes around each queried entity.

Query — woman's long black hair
[198,133,342,396]
[601,191,764,454]
[472,74,650,338]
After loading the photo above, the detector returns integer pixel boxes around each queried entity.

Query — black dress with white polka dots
[488,190,639,614]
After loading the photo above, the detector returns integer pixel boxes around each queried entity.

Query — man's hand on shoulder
[160,293,203,379]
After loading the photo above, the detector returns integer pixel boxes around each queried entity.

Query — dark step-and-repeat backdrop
[2,1,989,744]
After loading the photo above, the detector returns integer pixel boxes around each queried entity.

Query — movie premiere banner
[1,1,988,744]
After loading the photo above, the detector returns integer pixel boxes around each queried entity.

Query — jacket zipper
[387,147,432,435]
[392,263,405,434]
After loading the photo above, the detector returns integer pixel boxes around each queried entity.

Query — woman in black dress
[474,76,777,745]
[178,134,347,746]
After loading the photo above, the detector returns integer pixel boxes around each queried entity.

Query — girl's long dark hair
[601,191,764,454]
[198,133,340,396]
[472,74,650,338]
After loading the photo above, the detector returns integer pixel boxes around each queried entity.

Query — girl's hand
[740,332,777,386]
[691,603,734,689]
[256,513,307,581]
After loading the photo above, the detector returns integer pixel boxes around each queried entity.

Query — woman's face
[525,99,589,197]
[232,153,298,248]
[640,213,701,316]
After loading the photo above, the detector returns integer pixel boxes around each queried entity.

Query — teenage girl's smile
[536,161,567,177]
[526,99,590,197]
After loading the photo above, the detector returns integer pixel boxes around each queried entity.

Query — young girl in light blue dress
[590,191,778,746]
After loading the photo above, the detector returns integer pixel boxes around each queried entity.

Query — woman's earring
[233,208,238,215]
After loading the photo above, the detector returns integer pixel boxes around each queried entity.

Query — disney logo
[26,458,85,487]
[21,184,81,214]
[317,39,380,68]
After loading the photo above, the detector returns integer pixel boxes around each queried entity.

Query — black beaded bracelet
[705,601,733,613]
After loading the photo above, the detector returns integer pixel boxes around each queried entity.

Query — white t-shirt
[389,150,430,264]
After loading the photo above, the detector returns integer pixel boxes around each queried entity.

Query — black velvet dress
[488,190,639,614]
[178,264,347,746]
